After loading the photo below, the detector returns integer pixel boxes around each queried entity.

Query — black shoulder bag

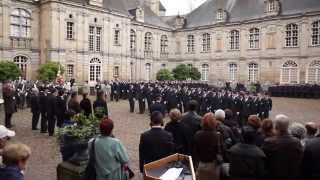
[84,138,97,180]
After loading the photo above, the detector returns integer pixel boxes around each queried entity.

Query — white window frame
[89,58,102,82]
[88,26,102,52]
[202,33,211,52]
[230,30,240,50]
[249,28,260,49]
[145,63,151,81]
[114,29,121,46]
[66,64,74,79]
[187,35,195,53]
[312,21,320,46]
[307,60,320,84]
[201,64,209,81]
[144,32,153,57]
[280,60,299,84]
[160,35,168,55]
[268,0,276,12]
[285,24,299,47]
[229,63,238,81]
[248,63,259,83]
[13,56,28,78]
[66,21,74,40]
[10,8,31,38]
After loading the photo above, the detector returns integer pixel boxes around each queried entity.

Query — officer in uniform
[128,84,135,113]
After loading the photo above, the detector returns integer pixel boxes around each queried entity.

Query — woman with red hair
[193,113,220,180]
[89,118,129,180]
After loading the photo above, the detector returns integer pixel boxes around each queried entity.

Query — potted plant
[56,114,101,165]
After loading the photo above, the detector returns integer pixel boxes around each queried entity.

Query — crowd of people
[0,79,319,180]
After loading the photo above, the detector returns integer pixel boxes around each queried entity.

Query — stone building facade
[0,0,320,86]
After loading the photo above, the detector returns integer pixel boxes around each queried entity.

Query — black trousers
[32,111,40,130]
[139,100,145,114]
[129,99,135,113]
[57,115,64,128]
[48,117,56,136]
[5,113,13,128]
[40,111,47,133]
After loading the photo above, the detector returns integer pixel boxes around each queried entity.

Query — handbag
[84,138,96,180]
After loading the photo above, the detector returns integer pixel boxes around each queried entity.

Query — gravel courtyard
[1,97,320,180]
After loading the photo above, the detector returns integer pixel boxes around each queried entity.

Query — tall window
[114,29,120,45]
[89,26,102,52]
[10,9,31,38]
[312,21,320,46]
[202,33,211,52]
[89,58,101,82]
[285,24,298,47]
[66,22,74,40]
[144,32,153,57]
[201,64,209,81]
[66,64,74,79]
[160,35,168,56]
[249,28,260,49]
[14,56,28,78]
[248,63,259,83]
[281,60,299,84]
[114,66,119,78]
[308,60,320,84]
[230,30,240,50]
[130,30,136,56]
[145,63,151,81]
[187,35,195,53]
[267,0,276,12]
[216,9,224,21]
[229,63,238,81]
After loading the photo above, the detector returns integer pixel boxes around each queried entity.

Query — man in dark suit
[301,132,320,180]
[2,81,16,128]
[56,90,67,128]
[39,86,48,133]
[180,100,202,155]
[149,96,166,116]
[30,89,40,130]
[128,84,135,113]
[262,115,303,180]
[46,88,57,136]
[139,111,174,173]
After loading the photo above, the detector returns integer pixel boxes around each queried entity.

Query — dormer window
[265,0,280,16]
[268,1,276,12]
[216,9,227,23]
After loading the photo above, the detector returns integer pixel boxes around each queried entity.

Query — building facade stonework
[0,0,320,85]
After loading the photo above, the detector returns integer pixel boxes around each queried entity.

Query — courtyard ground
[1,97,320,180]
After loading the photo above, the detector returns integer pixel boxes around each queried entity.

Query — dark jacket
[56,95,66,117]
[139,128,174,172]
[165,121,189,154]
[80,98,92,117]
[193,129,220,163]
[3,88,15,114]
[38,91,47,113]
[301,137,320,180]
[68,99,81,114]
[46,93,57,119]
[262,134,304,180]
[30,94,40,113]
[149,102,166,115]
[0,165,24,180]
[93,99,108,117]
[228,143,266,180]
[180,111,202,155]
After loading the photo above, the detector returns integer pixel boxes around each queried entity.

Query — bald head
[274,114,290,136]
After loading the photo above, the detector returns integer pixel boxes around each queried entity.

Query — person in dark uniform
[56,90,66,128]
[137,85,146,114]
[68,92,81,114]
[47,88,57,136]
[39,86,48,133]
[80,93,92,117]
[93,91,109,118]
[128,85,135,113]
[2,81,16,128]
[30,88,40,130]
[149,96,166,116]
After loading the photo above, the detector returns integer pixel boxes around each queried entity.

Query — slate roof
[66,0,320,29]
[184,0,320,28]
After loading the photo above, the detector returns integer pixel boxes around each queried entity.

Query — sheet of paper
[160,168,183,180]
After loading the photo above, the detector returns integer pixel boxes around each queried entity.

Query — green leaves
[156,69,174,81]
[37,62,65,81]
[0,61,21,82]
[172,64,201,81]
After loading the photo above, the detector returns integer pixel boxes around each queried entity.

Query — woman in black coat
[164,109,189,154]
[80,93,92,117]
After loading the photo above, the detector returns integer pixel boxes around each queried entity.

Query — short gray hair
[274,114,290,135]
[289,122,306,140]
[215,109,225,121]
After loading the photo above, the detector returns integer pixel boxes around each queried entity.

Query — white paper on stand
[160,168,183,180]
